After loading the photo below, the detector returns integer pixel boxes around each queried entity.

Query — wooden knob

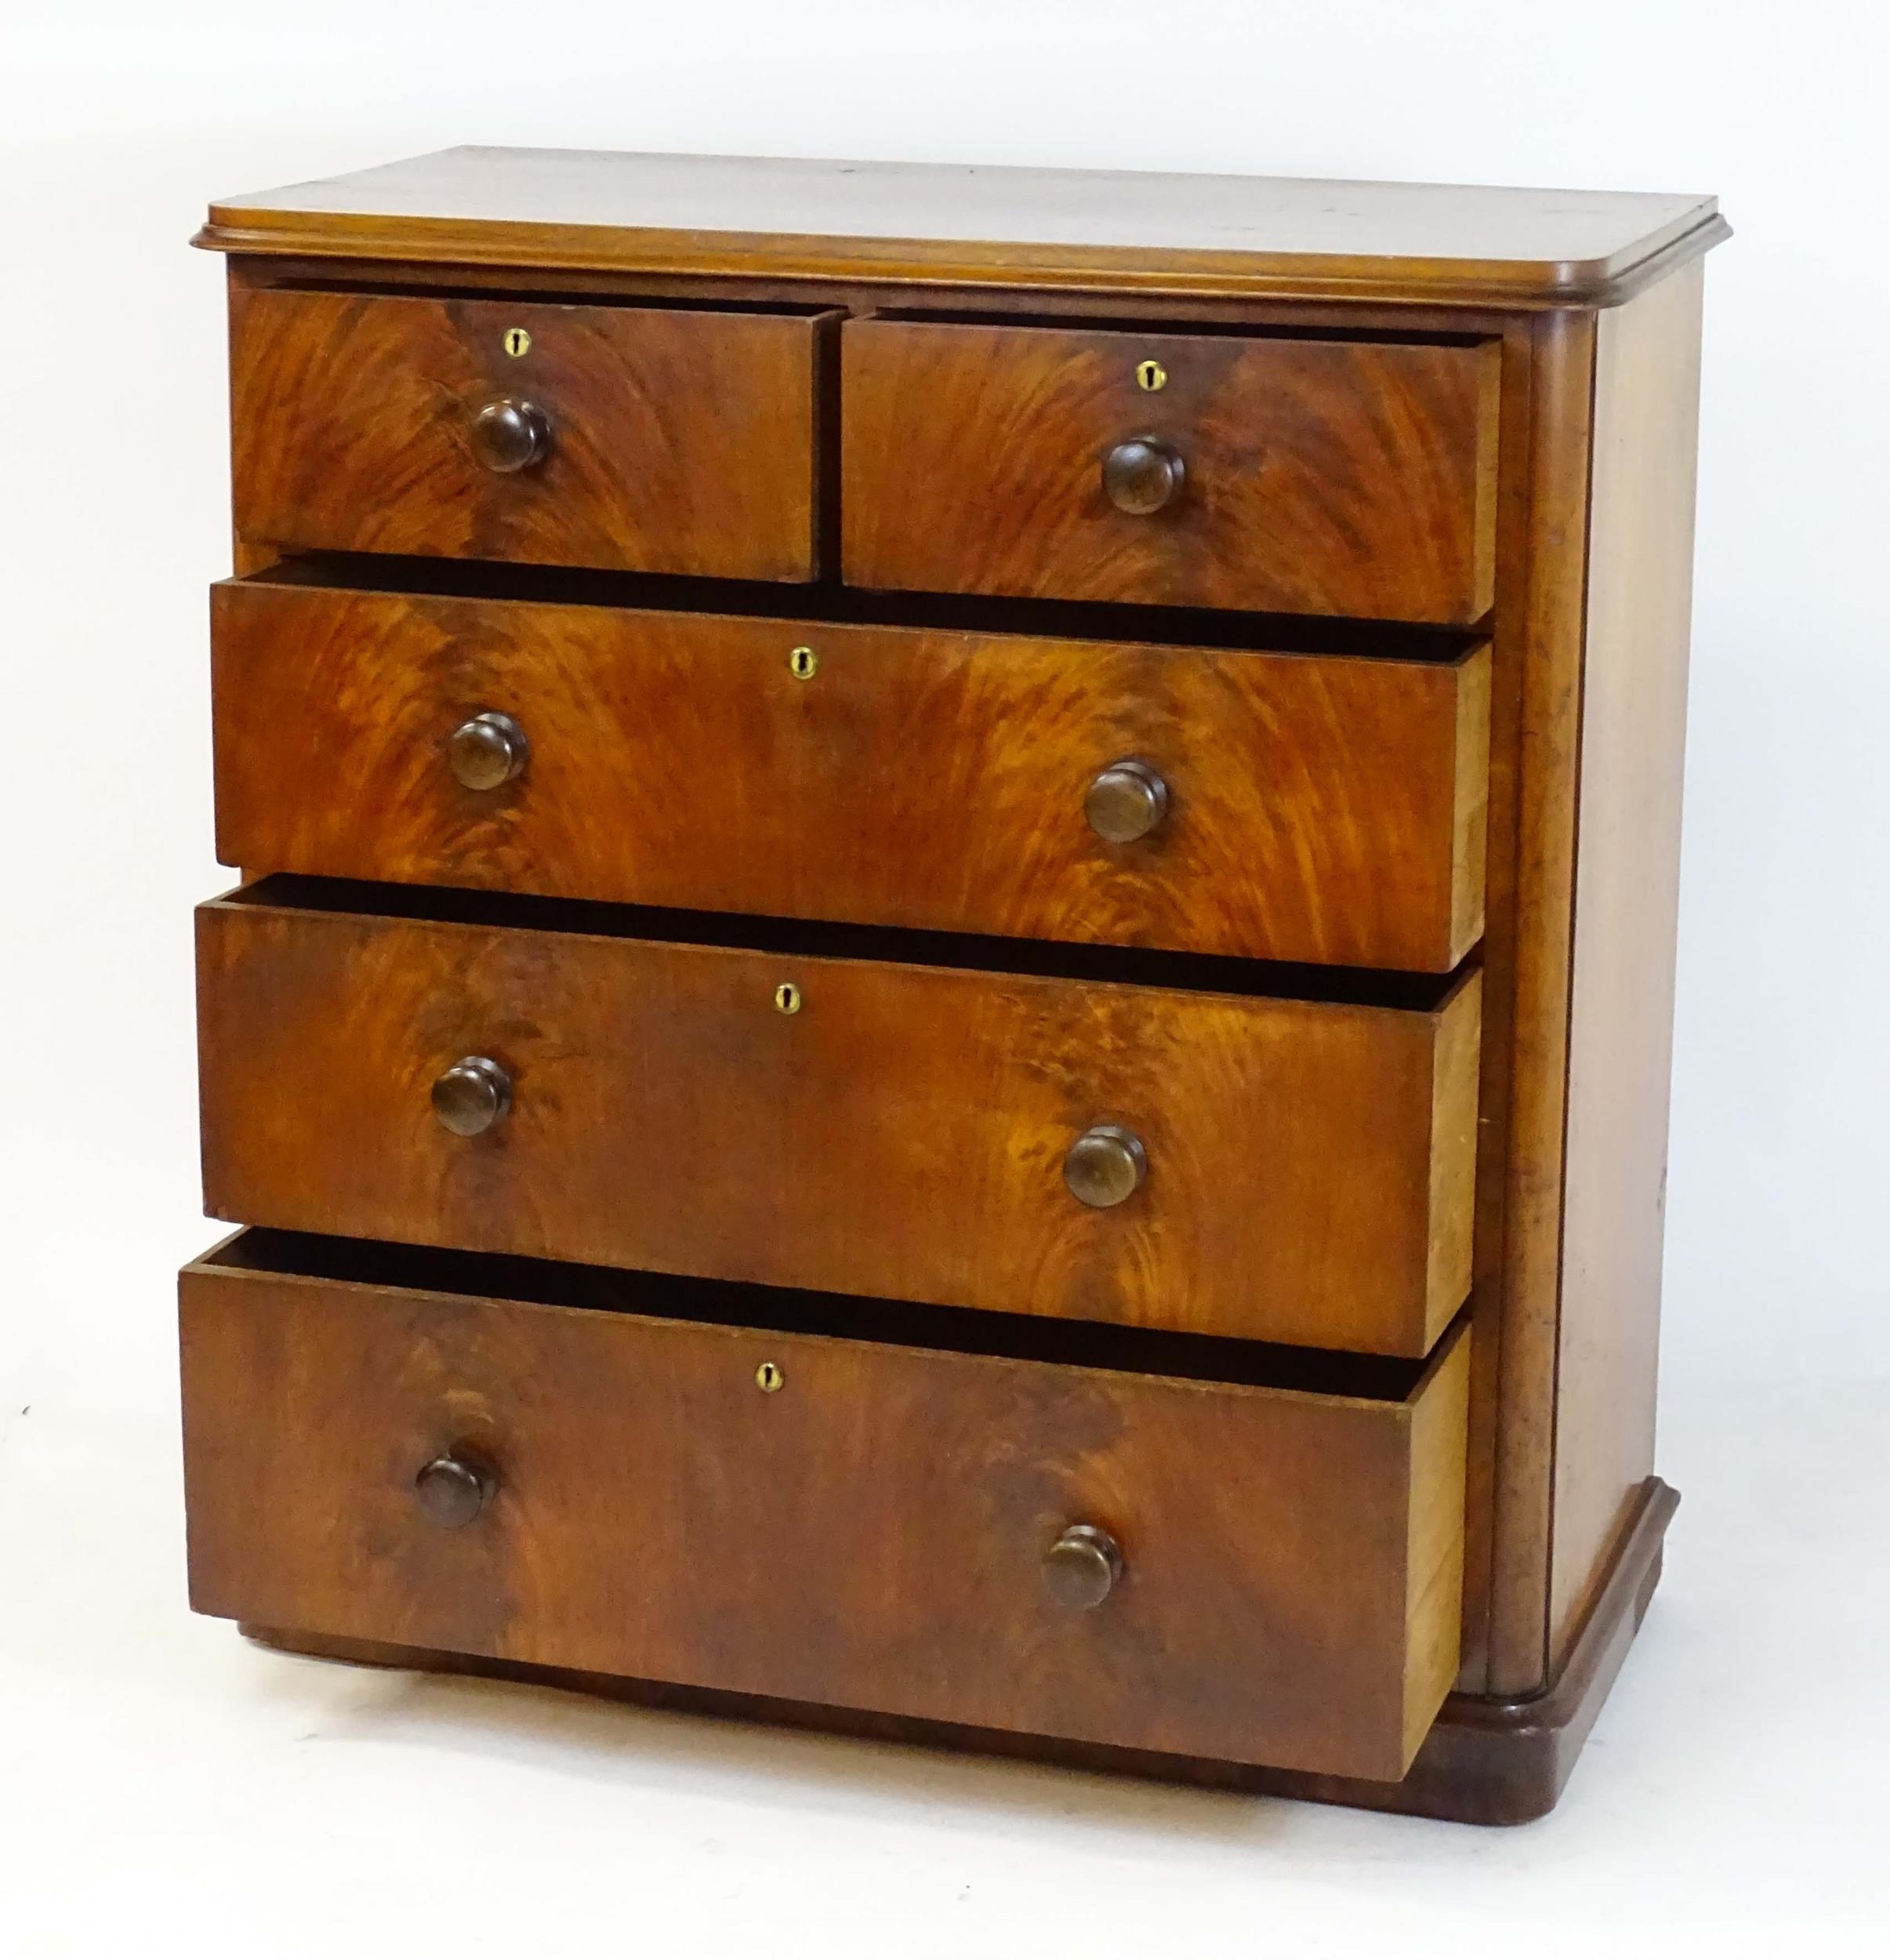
[470,397,551,473]
[414,1453,493,1528]
[447,711,529,791]
[431,1055,511,1137]
[1063,1124,1147,1208]
[1085,759,1170,844]
[1102,437,1184,515]
[1043,1524,1123,1610]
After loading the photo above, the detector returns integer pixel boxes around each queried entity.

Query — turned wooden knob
[1043,1524,1123,1609]
[1102,437,1185,515]
[1085,759,1170,844]
[414,1453,494,1528]
[1063,1124,1147,1208]
[470,397,551,473]
[447,711,529,790]
[431,1055,511,1137]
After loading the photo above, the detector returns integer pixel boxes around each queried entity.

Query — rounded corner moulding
[192,170,1729,314]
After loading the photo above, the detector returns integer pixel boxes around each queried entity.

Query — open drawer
[210,569,1489,974]
[196,877,1480,1356]
[180,1229,1471,1783]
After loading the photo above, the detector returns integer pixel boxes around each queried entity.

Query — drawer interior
[201,1226,1445,1401]
[238,550,1485,662]
[254,273,836,319]
[865,304,1491,347]
[219,873,1473,1010]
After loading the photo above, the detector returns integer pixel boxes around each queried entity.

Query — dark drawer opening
[223,873,1475,1013]
[866,306,1492,349]
[199,1227,1455,1403]
[251,271,836,318]
[240,554,1485,664]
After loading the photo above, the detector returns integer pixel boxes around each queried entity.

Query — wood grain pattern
[843,318,1500,625]
[239,1473,1671,1828]
[196,885,1481,1356]
[196,147,1725,309]
[1446,318,1542,1690]
[1549,263,1703,1666]
[180,1234,1471,1782]
[1481,307,1598,1695]
[230,286,825,579]
[211,577,1490,972]
[1402,1319,1473,1766]
[182,151,1726,1811]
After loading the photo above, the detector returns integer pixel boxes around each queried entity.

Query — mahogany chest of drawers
[183,148,1724,1823]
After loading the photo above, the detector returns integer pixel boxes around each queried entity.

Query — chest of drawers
[183,148,1724,1824]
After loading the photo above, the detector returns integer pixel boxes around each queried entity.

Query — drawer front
[197,891,1478,1356]
[842,319,1499,623]
[230,288,825,579]
[212,580,1489,973]
[180,1239,1471,1781]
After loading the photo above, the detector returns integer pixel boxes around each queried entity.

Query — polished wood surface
[196,884,1481,1356]
[241,1473,1672,1828]
[230,285,825,579]
[1470,274,1707,1697]
[1441,319,1537,1688]
[211,576,1489,971]
[180,1234,1471,1782]
[1550,262,1703,1667]
[197,147,1725,309]
[184,147,1721,1818]
[843,318,1499,624]
[1477,308,1598,1695]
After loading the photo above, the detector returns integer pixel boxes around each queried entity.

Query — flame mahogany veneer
[183,147,1721,1822]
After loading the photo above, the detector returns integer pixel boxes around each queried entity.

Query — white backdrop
[3,4,1886,1953]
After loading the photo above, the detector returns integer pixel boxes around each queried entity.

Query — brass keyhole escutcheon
[789,644,818,680]
[1135,358,1166,392]
[502,326,531,358]
[756,1360,785,1393]
[774,981,802,1015]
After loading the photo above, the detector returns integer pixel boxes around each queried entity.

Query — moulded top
[197,146,1726,310]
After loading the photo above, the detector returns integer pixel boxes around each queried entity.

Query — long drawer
[212,575,1489,973]
[180,1229,1471,1782]
[196,879,1480,1356]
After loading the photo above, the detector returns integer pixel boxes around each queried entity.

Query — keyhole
[503,327,531,358]
[1135,358,1166,392]
[774,982,802,1014]
[755,1360,785,1393]
[789,645,818,680]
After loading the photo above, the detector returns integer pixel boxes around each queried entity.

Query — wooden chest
[185,148,1724,1823]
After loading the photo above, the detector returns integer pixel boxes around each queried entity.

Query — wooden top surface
[198,147,1725,309]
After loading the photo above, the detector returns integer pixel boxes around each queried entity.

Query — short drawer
[197,880,1478,1356]
[180,1230,1471,1782]
[229,287,826,579]
[842,318,1499,623]
[212,575,1489,973]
